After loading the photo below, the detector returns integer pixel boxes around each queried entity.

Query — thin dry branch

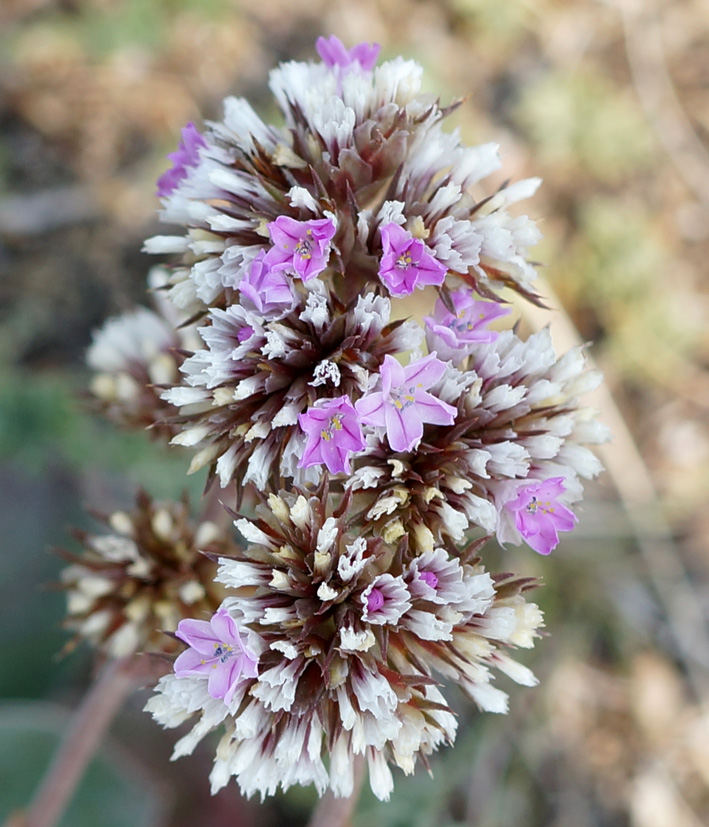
[619,0,709,208]
[521,279,709,700]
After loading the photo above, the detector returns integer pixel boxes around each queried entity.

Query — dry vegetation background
[1,1,709,825]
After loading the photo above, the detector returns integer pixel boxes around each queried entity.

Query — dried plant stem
[522,281,709,698]
[19,657,147,827]
[306,755,366,827]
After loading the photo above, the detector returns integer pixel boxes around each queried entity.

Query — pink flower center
[525,495,555,515]
[419,571,438,590]
[395,251,413,269]
[320,413,344,442]
[295,233,313,260]
[389,386,420,411]
[367,588,384,612]
[213,642,236,663]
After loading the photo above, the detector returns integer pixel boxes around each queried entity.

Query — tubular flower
[504,477,578,555]
[378,223,448,297]
[175,607,259,704]
[424,288,510,365]
[156,122,207,198]
[265,216,337,283]
[316,35,381,71]
[298,396,366,474]
[356,354,457,452]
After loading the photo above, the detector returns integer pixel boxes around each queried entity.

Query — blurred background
[1,0,709,825]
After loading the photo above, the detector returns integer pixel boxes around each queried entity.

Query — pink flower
[505,477,578,555]
[424,289,510,364]
[361,574,412,625]
[316,35,380,71]
[298,396,366,474]
[238,249,296,316]
[265,216,336,282]
[156,122,206,198]
[378,223,447,297]
[174,607,258,704]
[355,354,457,452]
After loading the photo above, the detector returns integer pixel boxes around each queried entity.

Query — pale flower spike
[74,32,610,808]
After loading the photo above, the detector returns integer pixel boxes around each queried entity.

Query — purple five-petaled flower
[424,289,510,364]
[265,216,337,283]
[298,396,366,474]
[355,354,457,452]
[239,249,296,316]
[378,223,448,297]
[316,35,381,72]
[174,607,259,705]
[505,477,578,555]
[156,122,206,198]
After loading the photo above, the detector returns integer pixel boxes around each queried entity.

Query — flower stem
[20,656,159,827]
[306,755,366,827]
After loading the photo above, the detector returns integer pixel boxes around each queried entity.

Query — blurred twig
[307,755,366,827]
[619,0,709,208]
[12,655,168,827]
[522,280,709,700]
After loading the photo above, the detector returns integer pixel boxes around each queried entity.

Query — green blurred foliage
[0,705,162,825]
[515,72,656,184]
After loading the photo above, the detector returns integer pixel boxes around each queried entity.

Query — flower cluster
[73,35,609,804]
[60,491,231,658]
[147,492,543,800]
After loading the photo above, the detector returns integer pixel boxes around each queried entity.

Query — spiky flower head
[349,327,609,556]
[60,491,234,658]
[86,267,199,440]
[147,491,543,800]
[142,34,547,491]
[126,34,612,805]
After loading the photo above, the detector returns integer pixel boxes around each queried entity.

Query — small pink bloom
[316,35,380,71]
[156,122,206,197]
[239,249,296,316]
[174,607,258,704]
[265,216,336,282]
[378,223,447,297]
[419,571,439,590]
[425,289,510,364]
[298,396,366,474]
[361,574,411,626]
[505,477,578,555]
[355,354,457,452]
[366,588,385,612]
